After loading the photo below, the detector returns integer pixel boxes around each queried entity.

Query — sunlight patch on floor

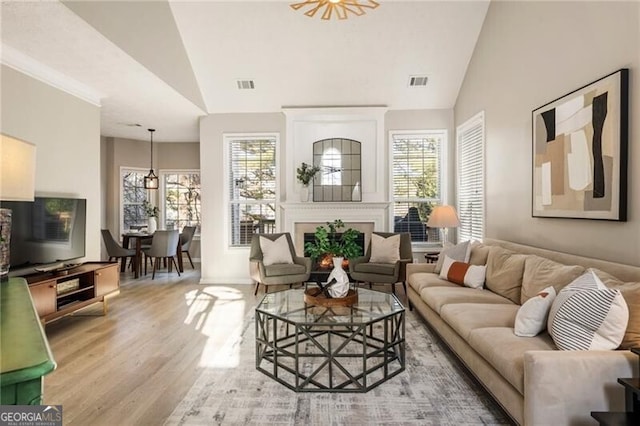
[183,286,246,368]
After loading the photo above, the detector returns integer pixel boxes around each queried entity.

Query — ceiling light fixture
[144,128,159,190]
[290,0,379,21]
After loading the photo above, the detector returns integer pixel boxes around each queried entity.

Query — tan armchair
[349,232,413,296]
[249,232,311,295]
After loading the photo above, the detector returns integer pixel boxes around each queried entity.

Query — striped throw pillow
[548,271,629,350]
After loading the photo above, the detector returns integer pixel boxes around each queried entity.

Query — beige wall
[102,137,200,259]
[1,65,102,262]
[454,1,640,265]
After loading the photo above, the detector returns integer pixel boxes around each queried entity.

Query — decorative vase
[352,181,361,201]
[327,256,350,298]
[300,184,310,202]
[147,217,157,234]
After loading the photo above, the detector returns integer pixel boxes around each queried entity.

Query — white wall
[1,65,102,262]
[199,113,285,284]
[455,1,640,265]
[199,109,456,283]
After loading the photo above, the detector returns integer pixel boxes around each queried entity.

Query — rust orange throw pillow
[439,255,486,289]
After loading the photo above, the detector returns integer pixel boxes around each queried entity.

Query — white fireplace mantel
[280,202,390,232]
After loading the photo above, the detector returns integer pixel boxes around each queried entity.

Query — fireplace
[303,232,366,271]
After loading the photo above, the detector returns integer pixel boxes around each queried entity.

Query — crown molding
[1,44,103,107]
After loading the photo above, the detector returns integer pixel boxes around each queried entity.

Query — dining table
[122,231,184,279]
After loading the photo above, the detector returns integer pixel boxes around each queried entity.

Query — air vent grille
[408,75,428,87]
[237,79,255,90]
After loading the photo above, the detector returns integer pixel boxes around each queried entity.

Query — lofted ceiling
[0,0,490,142]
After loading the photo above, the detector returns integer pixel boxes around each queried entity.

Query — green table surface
[1,278,56,386]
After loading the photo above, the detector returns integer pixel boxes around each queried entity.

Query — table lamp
[426,205,460,246]
[1,134,37,281]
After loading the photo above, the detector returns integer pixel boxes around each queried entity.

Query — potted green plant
[296,162,320,202]
[305,220,363,269]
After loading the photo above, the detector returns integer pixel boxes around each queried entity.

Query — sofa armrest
[407,263,436,280]
[524,350,638,426]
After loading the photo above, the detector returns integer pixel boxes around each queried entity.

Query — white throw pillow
[369,233,401,263]
[434,240,471,274]
[548,271,629,350]
[514,286,556,337]
[439,255,486,289]
[260,235,294,266]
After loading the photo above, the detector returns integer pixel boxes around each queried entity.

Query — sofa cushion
[408,272,459,294]
[468,327,556,394]
[434,240,470,274]
[485,246,526,304]
[264,262,306,277]
[369,233,400,263]
[441,303,520,340]
[590,268,640,349]
[521,255,584,304]
[514,286,556,337]
[439,256,486,289]
[548,271,628,351]
[469,241,491,266]
[354,262,395,276]
[420,286,514,315]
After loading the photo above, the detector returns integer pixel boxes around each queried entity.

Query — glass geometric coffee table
[255,288,405,392]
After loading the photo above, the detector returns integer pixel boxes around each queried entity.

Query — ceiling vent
[237,79,255,90]
[408,75,429,87]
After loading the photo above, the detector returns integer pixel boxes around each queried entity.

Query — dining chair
[180,226,197,269]
[101,229,136,272]
[142,230,181,279]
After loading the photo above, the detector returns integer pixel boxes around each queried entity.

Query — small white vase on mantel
[300,184,311,202]
[147,217,157,234]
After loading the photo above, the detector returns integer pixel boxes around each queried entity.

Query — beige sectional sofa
[406,238,640,426]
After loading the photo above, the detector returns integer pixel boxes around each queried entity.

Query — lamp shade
[1,134,36,201]
[427,205,460,228]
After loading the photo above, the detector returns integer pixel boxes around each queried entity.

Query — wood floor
[42,266,408,425]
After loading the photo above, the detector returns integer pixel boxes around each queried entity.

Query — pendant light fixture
[144,128,159,189]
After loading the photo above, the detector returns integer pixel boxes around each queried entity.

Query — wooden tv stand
[24,262,120,324]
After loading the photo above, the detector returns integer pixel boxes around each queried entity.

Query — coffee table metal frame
[255,288,405,392]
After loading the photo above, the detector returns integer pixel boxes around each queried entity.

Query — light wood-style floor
[42,266,408,425]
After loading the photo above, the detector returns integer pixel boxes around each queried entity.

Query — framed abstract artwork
[532,68,629,221]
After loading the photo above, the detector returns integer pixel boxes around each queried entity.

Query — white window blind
[391,131,446,243]
[227,135,277,246]
[456,112,485,243]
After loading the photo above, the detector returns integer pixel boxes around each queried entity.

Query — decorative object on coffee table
[327,256,350,297]
[304,220,363,270]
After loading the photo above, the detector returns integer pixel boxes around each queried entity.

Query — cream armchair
[249,232,311,295]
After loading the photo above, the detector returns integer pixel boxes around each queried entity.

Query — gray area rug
[165,310,511,425]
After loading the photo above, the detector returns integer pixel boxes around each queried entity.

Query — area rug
[165,310,511,425]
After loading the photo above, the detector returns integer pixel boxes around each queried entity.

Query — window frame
[119,166,150,235]
[224,132,280,249]
[389,129,448,248]
[456,111,486,243]
[159,169,201,235]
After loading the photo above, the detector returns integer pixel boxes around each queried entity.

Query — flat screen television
[1,197,86,272]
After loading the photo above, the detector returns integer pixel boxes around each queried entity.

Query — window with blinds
[121,168,149,233]
[227,135,277,246]
[161,170,201,233]
[456,112,485,243]
[391,131,446,243]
